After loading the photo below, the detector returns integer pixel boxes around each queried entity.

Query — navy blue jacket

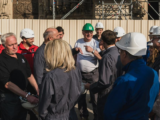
[104,59,159,120]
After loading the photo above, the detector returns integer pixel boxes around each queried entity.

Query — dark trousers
[69,107,78,120]
[78,68,99,120]
[0,93,27,120]
[97,95,108,120]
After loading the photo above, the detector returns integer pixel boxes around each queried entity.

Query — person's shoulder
[145,65,158,76]
[35,44,45,54]
[115,73,136,84]
[32,44,39,48]
[76,38,84,43]
[32,44,39,51]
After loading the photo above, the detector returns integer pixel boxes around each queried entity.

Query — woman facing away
[39,39,82,120]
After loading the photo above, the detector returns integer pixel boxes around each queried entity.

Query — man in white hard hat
[151,26,160,73]
[18,28,38,74]
[93,22,104,41]
[103,32,159,120]
[149,26,158,40]
[17,28,39,120]
[113,27,125,42]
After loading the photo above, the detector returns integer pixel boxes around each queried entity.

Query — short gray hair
[43,31,53,40]
[1,32,17,45]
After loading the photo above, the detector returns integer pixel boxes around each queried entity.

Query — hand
[35,88,39,96]
[75,47,83,54]
[26,95,39,104]
[85,83,90,90]
[84,46,93,53]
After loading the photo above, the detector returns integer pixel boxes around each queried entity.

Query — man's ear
[123,51,127,58]
[22,38,26,42]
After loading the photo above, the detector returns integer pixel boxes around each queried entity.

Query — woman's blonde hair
[44,39,75,72]
[147,47,159,64]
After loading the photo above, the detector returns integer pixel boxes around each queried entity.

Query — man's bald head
[43,28,60,43]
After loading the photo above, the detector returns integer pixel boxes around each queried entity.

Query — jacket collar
[103,46,117,54]
[123,58,145,72]
[19,42,36,50]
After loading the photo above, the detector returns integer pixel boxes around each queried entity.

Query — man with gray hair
[0,32,39,120]
[34,28,60,87]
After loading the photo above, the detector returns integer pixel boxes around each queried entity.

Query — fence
[0,19,160,47]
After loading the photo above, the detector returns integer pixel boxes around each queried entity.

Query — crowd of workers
[0,22,159,120]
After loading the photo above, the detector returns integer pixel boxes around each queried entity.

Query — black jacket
[39,67,82,120]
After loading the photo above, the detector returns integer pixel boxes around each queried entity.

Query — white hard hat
[19,96,38,110]
[113,27,125,37]
[151,26,160,36]
[149,26,158,33]
[20,28,34,38]
[116,32,147,56]
[95,22,104,29]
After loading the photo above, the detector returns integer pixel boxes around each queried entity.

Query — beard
[26,41,33,47]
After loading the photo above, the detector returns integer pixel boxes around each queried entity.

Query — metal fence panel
[0,20,158,46]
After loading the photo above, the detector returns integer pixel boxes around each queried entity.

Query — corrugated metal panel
[127,20,134,33]
[135,20,141,33]
[9,19,17,34]
[16,19,25,43]
[120,20,127,34]
[141,20,148,41]
[76,20,84,41]
[39,20,47,45]
[113,20,120,30]
[62,20,70,43]
[70,20,77,47]
[106,20,113,31]
[33,20,40,46]
[0,20,159,46]
[24,20,33,29]
[2,19,9,35]
[47,20,55,28]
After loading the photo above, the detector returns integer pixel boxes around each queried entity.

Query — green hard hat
[82,23,94,31]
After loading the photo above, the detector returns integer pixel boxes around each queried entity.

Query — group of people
[0,22,159,120]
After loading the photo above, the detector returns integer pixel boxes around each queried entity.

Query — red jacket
[17,42,38,74]
[0,44,4,54]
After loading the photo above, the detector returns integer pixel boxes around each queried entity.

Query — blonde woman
[39,40,82,120]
